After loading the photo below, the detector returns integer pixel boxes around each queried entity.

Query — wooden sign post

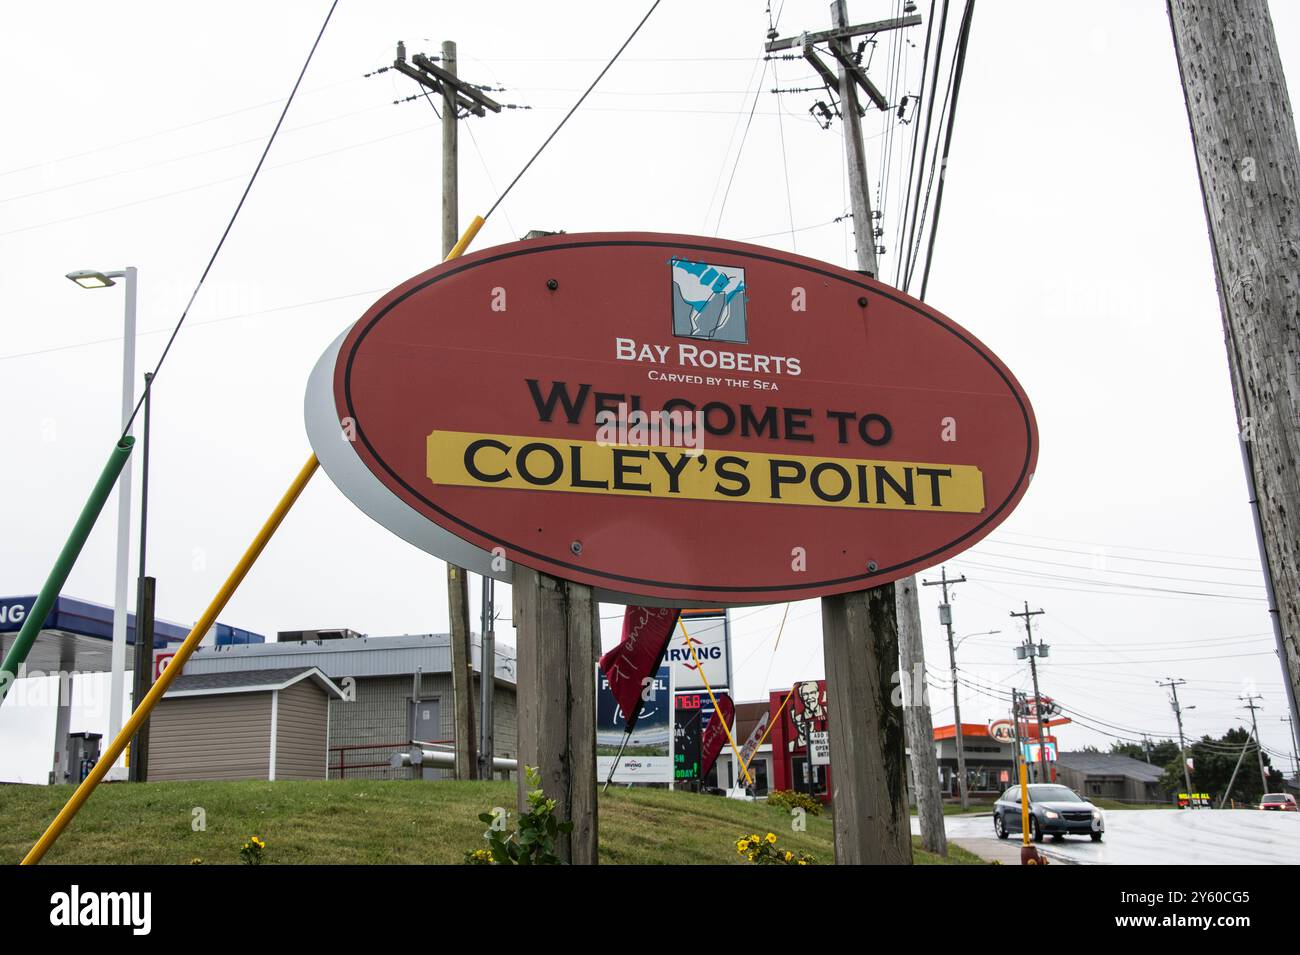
[512,567,599,864]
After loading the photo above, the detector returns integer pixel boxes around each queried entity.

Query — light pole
[66,267,137,773]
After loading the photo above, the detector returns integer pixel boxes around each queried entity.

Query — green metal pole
[0,437,135,706]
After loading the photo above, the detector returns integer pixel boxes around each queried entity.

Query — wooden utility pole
[768,0,921,864]
[922,567,969,808]
[1010,603,1048,783]
[512,567,599,864]
[1241,694,1270,794]
[440,40,459,261]
[446,564,477,780]
[393,39,504,780]
[897,576,946,856]
[1159,677,1197,806]
[1167,0,1300,762]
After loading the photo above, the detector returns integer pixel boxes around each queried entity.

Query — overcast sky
[2,1,1297,783]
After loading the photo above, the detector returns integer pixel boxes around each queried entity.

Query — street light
[954,628,1000,651]
[66,266,137,781]
[65,270,117,290]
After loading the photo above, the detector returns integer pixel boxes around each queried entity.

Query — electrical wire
[772,63,798,249]
[894,0,939,286]
[898,0,948,288]
[917,0,973,300]
[0,75,362,181]
[484,0,663,222]
[119,0,339,440]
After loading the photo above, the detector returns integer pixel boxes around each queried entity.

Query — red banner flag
[700,693,735,778]
[599,606,680,733]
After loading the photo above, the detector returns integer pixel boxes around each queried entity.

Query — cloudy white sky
[2,0,1297,782]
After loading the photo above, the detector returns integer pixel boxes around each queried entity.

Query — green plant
[463,767,573,865]
[736,831,817,865]
[766,789,823,816]
[239,835,265,865]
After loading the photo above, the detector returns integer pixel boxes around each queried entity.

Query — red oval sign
[305,232,1037,606]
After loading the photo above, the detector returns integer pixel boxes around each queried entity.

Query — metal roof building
[148,666,345,782]
[179,632,517,780]
[1055,751,1170,805]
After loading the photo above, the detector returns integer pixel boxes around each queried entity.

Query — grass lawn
[0,780,986,865]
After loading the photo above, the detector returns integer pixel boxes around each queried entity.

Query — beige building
[147,667,345,782]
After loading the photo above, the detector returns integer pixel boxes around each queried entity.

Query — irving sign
[305,233,1038,606]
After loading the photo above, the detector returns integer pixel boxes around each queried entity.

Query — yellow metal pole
[679,618,751,786]
[1019,760,1030,846]
[447,215,485,260]
[736,604,792,778]
[23,218,488,866]
[740,686,794,778]
[23,455,319,864]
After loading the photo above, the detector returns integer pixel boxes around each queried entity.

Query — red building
[768,680,831,802]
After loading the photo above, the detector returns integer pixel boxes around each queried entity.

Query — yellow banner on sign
[427,430,984,513]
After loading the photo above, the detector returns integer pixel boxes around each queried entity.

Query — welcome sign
[305,233,1037,606]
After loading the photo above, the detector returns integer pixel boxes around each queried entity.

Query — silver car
[993,783,1105,843]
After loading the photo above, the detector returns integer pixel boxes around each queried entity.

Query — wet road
[914,809,1300,864]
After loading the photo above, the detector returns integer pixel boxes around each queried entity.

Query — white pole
[107,266,136,763]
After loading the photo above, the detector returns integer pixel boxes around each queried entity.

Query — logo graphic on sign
[670,257,747,343]
[153,651,177,682]
[791,680,827,752]
[988,719,1016,744]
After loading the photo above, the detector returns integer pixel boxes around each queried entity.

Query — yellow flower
[797,859,807,866]
[784,851,793,862]
[251,836,265,848]
[765,832,777,844]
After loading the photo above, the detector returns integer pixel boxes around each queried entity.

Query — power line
[917,0,973,299]
[0,123,430,240]
[484,0,663,222]
[0,288,386,364]
[713,65,769,233]
[968,549,1266,590]
[994,529,1260,565]
[984,537,1263,573]
[0,102,391,207]
[121,0,340,440]
[0,75,363,180]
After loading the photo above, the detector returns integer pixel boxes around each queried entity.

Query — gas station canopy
[0,594,262,674]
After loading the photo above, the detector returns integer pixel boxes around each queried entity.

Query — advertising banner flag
[700,692,736,778]
[599,606,680,733]
[737,710,769,772]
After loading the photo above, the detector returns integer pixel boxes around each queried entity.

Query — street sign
[809,729,830,766]
[305,233,1038,606]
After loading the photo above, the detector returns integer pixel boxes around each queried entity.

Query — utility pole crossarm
[391,59,488,116]
[802,48,843,98]
[410,54,503,113]
[764,13,921,52]
[826,43,888,110]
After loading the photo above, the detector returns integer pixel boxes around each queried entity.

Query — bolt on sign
[305,233,1038,606]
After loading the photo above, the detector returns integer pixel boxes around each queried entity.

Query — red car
[1258,793,1298,811]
